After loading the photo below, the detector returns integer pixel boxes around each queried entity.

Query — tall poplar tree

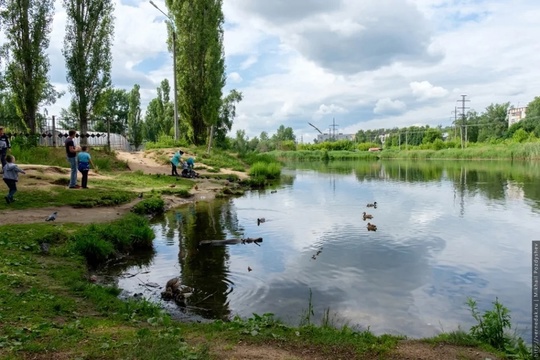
[62,0,114,144]
[0,0,56,133]
[127,84,143,150]
[166,0,226,145]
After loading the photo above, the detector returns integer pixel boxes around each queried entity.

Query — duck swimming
[367,223,377,231]
[363,212,373,220]
[367,202,377,208]
[257,218,266,226]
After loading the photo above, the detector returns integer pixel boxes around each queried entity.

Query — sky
[12,0,540,143]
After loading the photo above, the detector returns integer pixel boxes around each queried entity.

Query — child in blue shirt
[77,146,95,189]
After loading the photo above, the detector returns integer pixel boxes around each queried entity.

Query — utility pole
[150,1,179,141]
[329,117,339,141]
[457,95,470,149]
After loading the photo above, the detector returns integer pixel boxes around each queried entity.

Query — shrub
[132,196,165,215]
[71,214,155,266]
[249,161,281,179]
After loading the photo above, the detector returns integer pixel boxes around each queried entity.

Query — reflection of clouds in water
[408,208,443,226]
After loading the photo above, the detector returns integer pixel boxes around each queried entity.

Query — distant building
[316,133,355,142]
[507,106,527,127]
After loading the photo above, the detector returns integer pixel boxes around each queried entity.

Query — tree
[58,99,79,130]
[212,89,242,149]
[127,84,143,150]
[525,96,540,121]
[167,0,226,145]
[477,102,510,141]
[0,0,58,133]
[63,0,114,144]
[93,88,129,134]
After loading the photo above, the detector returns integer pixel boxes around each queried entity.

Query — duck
[257,218,266,226]
[366,223,377,231]
[367,202,377,208]
[363,212,373,220]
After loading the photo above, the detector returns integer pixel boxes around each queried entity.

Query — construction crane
[308,122,323,135]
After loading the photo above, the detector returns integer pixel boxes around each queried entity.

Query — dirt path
[0,150,247,225]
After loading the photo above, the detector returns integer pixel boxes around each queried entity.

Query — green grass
[0,187,136,211]
[10,146,129,171]
[248,161,282,179]
[272,150,379,161]
[131,196,166,215]
[381,141,540,160]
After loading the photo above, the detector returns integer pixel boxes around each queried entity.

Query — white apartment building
[507,106,527,127]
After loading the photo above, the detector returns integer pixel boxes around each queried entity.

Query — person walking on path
[77,146,96,189]
[170,150,184,176]
[2,154,25,204]
[65,129,80,188]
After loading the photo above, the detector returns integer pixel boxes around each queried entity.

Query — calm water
[109,160,539,340]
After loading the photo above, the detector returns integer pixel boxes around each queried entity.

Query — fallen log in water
[199,237,263,246]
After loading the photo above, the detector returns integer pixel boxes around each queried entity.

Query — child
[3,154,25,204]
[170,150,184,176]
[76,146,95,189]
[0,126,11,172]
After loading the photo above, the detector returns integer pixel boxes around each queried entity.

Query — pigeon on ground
[45,211,58,222]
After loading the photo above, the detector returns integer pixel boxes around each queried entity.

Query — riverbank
[0,148,523,359]
[273,141,540,161]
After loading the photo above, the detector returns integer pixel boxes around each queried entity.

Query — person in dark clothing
[0,126,11,172]
[65,129,79,188]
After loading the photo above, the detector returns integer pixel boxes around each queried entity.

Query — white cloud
[227,72,243,83]
[0,0,537,143]
[374,98,407,115]
[410,81,449,101]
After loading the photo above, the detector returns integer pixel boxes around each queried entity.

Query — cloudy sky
[34,0,540,142]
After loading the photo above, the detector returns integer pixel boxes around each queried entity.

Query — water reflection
[113,160,538,341]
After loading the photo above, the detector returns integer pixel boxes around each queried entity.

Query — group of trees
[0,0,241,147]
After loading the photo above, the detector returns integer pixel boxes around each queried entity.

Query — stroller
[181,157,199,178]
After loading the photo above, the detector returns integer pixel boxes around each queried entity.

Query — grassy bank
[0,219,532,359]
[380,142,540,160]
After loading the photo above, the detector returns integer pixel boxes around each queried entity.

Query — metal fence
[3,116,132,151]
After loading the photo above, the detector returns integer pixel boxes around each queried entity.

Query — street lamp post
[149,0,179,141]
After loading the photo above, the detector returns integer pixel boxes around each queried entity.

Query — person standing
[3,154,26,204]
[77,146,95,189]
[170,150,184,176]
[65,129,80,189]
[0,126,11,173]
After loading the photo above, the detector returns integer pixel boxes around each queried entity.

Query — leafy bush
[144,135,188,150]
[467,297,532,358]
[71,213,155,266]
[132,196,165,215]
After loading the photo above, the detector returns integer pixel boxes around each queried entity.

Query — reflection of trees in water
[175,199,242,320]
[347,160,540,213]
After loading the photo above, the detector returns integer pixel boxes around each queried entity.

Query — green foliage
[71,213,155,265]
[131,196,165,215]
[169,0,226,145]
[467,297,532,359]
[127,84,144,150]
[248,161,281,179]
[357,142,381,151]
[213,89,243,148]
[512,128,529,143]
[63,0,115,142]
[93,87,130,134]
[0,0,57,133]
[144,135,188,150]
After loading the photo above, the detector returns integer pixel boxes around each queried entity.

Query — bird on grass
[367,223,377,231]
[45,211,58,222]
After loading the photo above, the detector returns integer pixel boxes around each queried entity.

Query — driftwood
[199,237,263,246]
